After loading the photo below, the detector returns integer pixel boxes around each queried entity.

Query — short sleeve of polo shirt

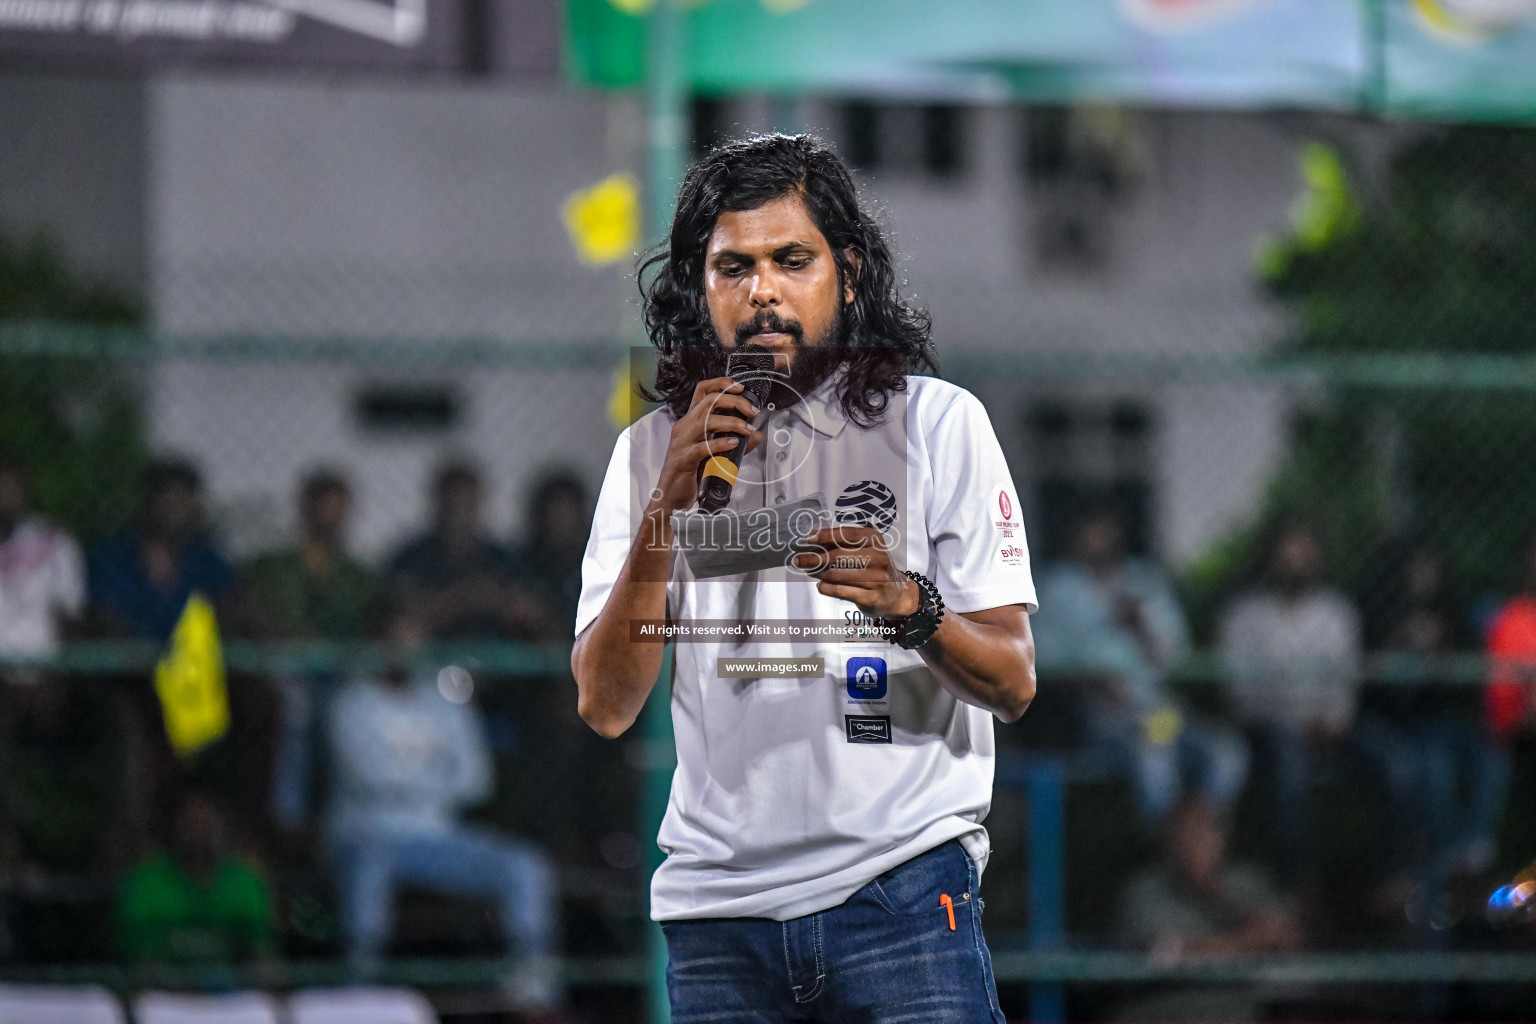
[923,389,1037,614]
[575,428,636,639]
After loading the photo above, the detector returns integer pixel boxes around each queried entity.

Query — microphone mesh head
[726,350,781,408]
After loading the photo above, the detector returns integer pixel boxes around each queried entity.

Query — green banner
[566,0,647,88]
[1384,0,1536,119]
[565,0,1367,104]
[565,0,1536,122]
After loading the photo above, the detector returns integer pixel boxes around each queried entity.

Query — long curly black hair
[638,133,937,428]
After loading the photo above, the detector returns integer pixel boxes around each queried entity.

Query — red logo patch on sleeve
[994,490,1022,557]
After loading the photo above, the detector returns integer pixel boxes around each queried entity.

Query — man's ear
[842,248,863,305]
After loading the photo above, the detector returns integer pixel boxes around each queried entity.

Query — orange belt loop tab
[939,893,956,931]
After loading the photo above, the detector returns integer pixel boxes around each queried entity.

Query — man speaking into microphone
[571,134,1036,1021]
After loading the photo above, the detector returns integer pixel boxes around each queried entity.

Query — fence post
[1027,758,1067,1024]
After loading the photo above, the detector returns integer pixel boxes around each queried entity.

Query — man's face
[539,489,587,551]
[437,479,481,538]
[148,483,199,542]
[1168,803,1225,889]
[1404,550,1441,600]
[704,193,853,377]
[1073,515,1123,570]
[172,795,224,878]
[385,611,428,684]
[1272,530,1320,589]
[304,486,350,543]
[0,470,25,524]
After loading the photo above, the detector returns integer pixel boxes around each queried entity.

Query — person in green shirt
[118,791,275,965]
[237,470,379,831]
[237,470,378,642]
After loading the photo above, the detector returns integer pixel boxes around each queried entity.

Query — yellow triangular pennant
[609,358,653,429]
[153,594,230,759]
[563,174,641,266]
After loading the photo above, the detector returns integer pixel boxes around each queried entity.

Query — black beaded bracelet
[887,570,945,650]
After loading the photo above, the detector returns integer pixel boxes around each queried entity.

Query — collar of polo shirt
[781,363,852,440]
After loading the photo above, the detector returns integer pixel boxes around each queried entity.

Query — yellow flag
[154,594,230,759]
[1144,705,1184,747]
[609,359,649,429]
[563,174,641,266]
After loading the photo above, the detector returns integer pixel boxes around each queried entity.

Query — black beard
[763,343,845,410]
[725,304,849,410]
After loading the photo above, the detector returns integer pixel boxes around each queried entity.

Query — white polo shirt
[576,370,1036,922]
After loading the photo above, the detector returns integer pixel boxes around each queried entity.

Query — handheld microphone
[698,350,779,514]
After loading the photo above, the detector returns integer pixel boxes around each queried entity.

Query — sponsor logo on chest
[846,656,888,701]
[845,715,892,744]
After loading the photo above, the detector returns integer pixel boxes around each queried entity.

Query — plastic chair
[0,983,126,1024]
[132,990,282,1024]
[287,987,439,1024]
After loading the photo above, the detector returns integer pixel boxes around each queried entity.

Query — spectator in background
[88,458,232,644]
[507,468,591,639]
[238,470,378,832]
[87,461,276,848]
[1219,519,1419,889]
[1032,505,1247,827]
[325,608,562,1011]
[498,468,631,872]
[1485,529,1536,740]
[1115,796,1301,1022]
[237,469,378,642]
[117,790,275,966]
[387,462,546,640]
[0,451,123,882]
[0,450,85,681]
[1364,538,1506,880]
[1477,529,1536,888]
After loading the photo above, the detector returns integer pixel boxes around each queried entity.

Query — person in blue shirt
[1032,504,1247,828]
[87,459,233,644]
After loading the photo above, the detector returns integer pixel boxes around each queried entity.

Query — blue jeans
[662,840,1006,1023]
[331,826,558,966]
[1417,721,1509,873]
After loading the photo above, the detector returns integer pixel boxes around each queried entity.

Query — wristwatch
[884,570,946,650]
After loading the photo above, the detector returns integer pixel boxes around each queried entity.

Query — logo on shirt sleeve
[846,656,888,700]
[995,488,1024,564]
[845,715,892,743]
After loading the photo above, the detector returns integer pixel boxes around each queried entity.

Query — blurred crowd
[0,450,609,1014]
[3,448,1536,1001]
[1029,504,1536,972]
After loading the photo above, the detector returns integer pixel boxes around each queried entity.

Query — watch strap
[887,570,945,650]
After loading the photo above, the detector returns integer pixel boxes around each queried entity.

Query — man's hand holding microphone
[647,376,765,520]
